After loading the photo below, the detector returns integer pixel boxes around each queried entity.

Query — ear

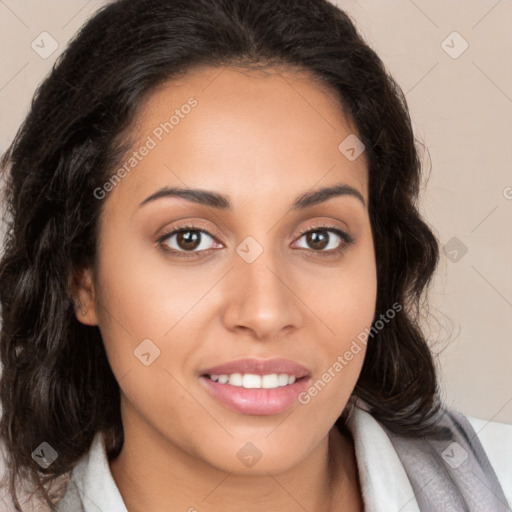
[69,266,99,326]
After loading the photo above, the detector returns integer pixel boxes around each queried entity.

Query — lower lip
[199,376,310,415]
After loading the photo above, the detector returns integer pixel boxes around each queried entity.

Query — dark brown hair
[0,0,444,509]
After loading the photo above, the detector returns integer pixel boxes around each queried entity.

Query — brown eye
[158,226,219,254]
[295,228,349,253]
[175,230,202,251]
[304,230,329,250]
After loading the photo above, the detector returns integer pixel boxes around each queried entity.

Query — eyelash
[156,222,355,259]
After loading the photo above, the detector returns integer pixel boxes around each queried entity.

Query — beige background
[0,0,510,423]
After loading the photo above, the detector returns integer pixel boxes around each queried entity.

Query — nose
[222,246,304,340]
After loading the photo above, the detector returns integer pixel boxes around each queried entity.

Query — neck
[109,412,362,512]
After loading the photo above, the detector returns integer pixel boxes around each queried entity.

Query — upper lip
[200,358,311,378]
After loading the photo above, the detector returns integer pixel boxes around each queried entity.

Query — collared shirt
[58,406,512,511]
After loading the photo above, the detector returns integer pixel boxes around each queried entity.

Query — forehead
[108,65,369,208]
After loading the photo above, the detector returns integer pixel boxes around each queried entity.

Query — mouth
[198,358,311,415]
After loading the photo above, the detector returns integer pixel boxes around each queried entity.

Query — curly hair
[0,0,444,509]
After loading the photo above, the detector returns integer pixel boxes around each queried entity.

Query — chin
[196,437,313,476]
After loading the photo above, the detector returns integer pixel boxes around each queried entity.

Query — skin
[74,65,377,512]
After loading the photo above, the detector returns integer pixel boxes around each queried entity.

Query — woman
[0,0,510,511]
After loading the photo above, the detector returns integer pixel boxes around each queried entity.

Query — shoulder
[54,478,85,512]
[463,411,512,507]
[387,405,512,509]
[349,399,512,510]
[0,441,76,511]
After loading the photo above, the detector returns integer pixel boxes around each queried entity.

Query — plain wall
[0,0,511,423]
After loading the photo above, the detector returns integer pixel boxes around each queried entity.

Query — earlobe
[70,266,99,326]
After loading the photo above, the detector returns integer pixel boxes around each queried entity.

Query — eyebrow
[138,182,366,210]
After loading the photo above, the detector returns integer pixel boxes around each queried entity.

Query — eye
[157,224,220,256]
[156,223,354,258]
[293,226,354,255]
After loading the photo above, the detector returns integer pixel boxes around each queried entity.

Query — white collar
[70,405,419,511]
[70,430,127,511]
[345,403,420,511]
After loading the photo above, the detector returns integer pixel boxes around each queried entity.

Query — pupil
[178,231,200,251]
[307,230,328,250]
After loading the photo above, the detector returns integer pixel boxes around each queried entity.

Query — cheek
[91,228,176,379]
[302,238,377,398]
[92,246,205,442]
[309,236,377,341]
[94,221,188,336]
[298,269,375,423]
[92,225,222,405]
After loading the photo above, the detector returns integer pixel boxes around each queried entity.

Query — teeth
[262,374,279,388]
[208,373,297,389]
[230,373,243,387]
[243,374,261,388]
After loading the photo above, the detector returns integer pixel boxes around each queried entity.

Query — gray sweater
[49,403,511,511]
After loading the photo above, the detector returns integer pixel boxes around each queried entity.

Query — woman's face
[76,65,377,474]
